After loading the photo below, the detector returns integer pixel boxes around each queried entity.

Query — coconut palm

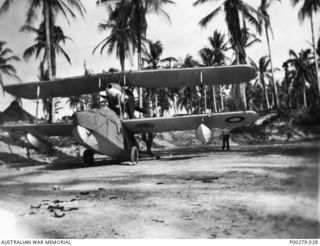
[98,0,174,112]
[0,0,85,79]
[257,0,281,108]
[21,22,72,76]
[194,0,260,111]
[288,49,313,108]
[142,40,164,115]
[282,60,296,108]
[199,30,229,112]
[250,56,272,110]
[229,27,260,109]
[193,0,259,64]
[176,55,202,114]
[1,0,85,122]
[93,1,135,71]
[291,0,320,97]
[0,41,20,95]
[142,40,163,69]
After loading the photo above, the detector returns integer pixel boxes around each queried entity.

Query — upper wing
[4,65,255,99]
[122,111,258,133]
[0,122,73,137]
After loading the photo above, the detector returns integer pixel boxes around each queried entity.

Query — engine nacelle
[106,83,127,104]
[26,133,52,153]
[195,123,213,144]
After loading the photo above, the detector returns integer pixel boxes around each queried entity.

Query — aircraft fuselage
[72,107,136,161]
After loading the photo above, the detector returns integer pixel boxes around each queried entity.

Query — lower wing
[122,111,258,133]
[0,122,73,137]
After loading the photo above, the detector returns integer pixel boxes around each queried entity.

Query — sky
[0,0,319,117]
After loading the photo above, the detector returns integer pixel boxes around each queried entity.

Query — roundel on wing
[225,116,245,123]
[135,123,155,129]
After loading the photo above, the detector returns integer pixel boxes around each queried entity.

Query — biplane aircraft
[1,65,258,164]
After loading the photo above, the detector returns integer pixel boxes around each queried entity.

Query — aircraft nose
[72,125,90,145]
[72,111,93,128]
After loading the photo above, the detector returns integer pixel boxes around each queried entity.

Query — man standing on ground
[222,128,230,151]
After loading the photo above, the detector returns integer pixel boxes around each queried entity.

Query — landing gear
[83,149,94,165]
[130,146,139,164]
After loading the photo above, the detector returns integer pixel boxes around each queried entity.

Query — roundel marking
[225,116,245,123]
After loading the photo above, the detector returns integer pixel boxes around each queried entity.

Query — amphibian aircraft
[1,65,258,164]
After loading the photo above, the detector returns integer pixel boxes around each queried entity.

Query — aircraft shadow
[42,158,128,171]
[159,155,201,161]
[0,152,48,168]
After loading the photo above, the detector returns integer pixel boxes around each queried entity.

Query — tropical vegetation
[0,1,319,120]
[0,41,20,95]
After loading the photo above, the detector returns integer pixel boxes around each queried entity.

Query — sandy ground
[0,141,319,239]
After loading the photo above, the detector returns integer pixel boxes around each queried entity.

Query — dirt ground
[0,141,319,239]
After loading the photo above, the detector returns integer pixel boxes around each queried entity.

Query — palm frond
[199,6,222,27]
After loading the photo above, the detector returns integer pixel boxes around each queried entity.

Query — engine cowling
[195,124,213,144]
[25,133,52,153]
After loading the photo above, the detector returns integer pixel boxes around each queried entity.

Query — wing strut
[200,71,207,113]
[36,85,40,122]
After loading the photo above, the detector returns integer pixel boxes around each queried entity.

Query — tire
[83,149,94,165]
[130,146,139,164]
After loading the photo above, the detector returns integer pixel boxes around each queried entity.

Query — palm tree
[230,27,261,109]
[194,0,259,64]
[194,0,260,111]
[177,55,202,114]
[1,0,85,122]
[98,0,174,114]
[93,1,135,71]
[199,30,229,112]
[142,40,164,115]
[21,22,72,76]
[250,56,272,110]
[20,22,72,122]
[257,0,281,108]
[143,40,164,69]
[0,41,20,95]
[0,0,85,78]
[291,0,320,98]
[288,49,313,108]
[282,60,296,108]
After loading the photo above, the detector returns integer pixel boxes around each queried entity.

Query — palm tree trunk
[303,82,307,107]
[155,93,159,116]
[133,0,143,118]
[262,77,270,109]
[220,85,224,111]
[242,83,247,110]
[235,50,247,110]
[212,86,217,113]
[204,85,207,113]
[148,89,152,115]
[310,12,320,97]
[138,53,143,118]
[44,1,55,123]
[265,26,279,108]
[264,86,270,110]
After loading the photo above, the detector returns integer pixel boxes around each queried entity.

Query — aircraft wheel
[83,149,94,165]
[130,146,139,164]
